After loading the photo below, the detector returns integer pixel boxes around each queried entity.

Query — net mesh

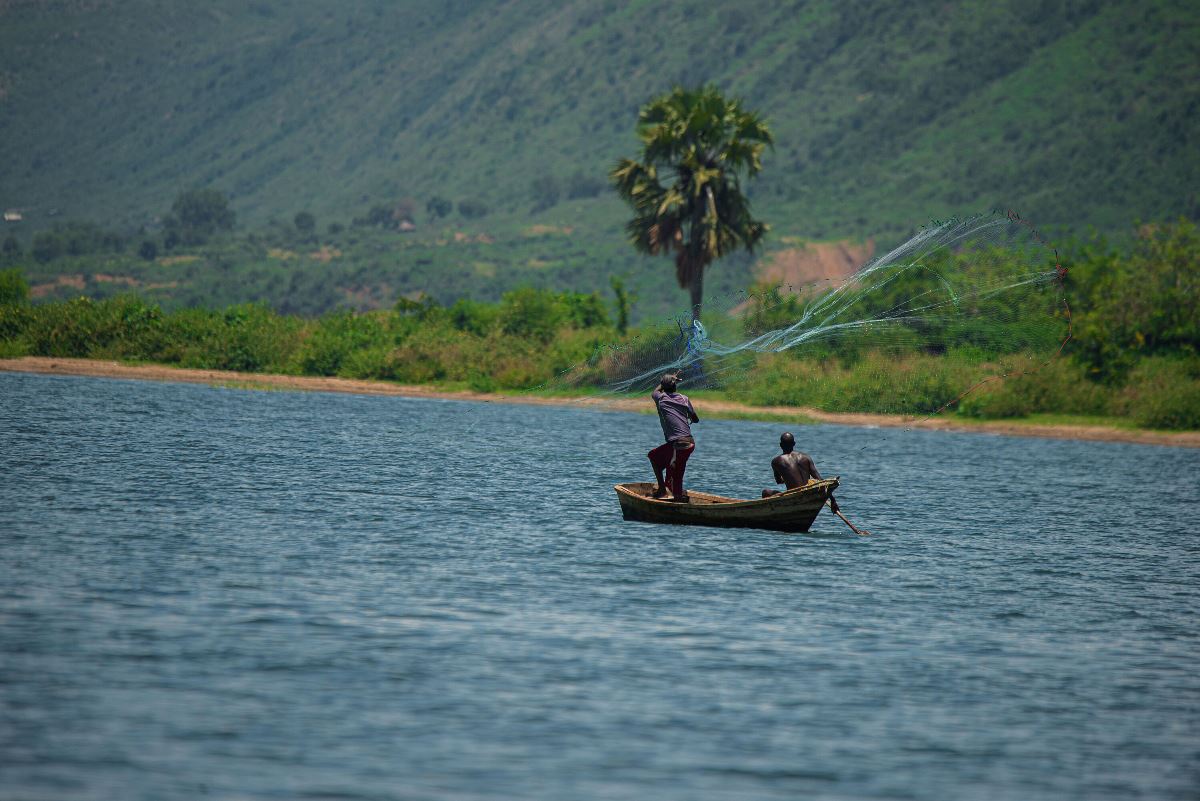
[548,210,1070,420]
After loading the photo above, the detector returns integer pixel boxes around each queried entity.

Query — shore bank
[3,356,1198,449]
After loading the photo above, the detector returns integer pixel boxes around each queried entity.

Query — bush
[957,356,1111,419]
[1134,382,1200,430]
[495,288,610,343]
[1118,357,1200,430]
[297,311,388,376]
[0,301,31,342]
[499,287,565,342]
[156,304,301,372]
[21,297,92,356]
[560,291,610,329]
[449,299,499,336]
[467,371,498,393]
[1071,220,1200,381]
[956,383,1034,418]
[0,267,29,305]
[0,338,28,358]
[337,346,392,380]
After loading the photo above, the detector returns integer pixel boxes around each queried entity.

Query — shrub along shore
[0,221,1197,432]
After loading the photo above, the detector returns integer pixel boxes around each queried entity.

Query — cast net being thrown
[551,209,1071,420]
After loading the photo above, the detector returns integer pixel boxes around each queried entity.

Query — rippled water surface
[1,371,1198,800]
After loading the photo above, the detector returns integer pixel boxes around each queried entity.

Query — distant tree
[138,240,159,261]
[0,267,29,305]
[294,211,316,236]
[610,85,772,321]
[165,188,235,245]
[426,195,453,219]
[530,175,561,212]
[458,199,489,219]
[327,222,344,235]
[1,235,20,261]
[609,274,635,335]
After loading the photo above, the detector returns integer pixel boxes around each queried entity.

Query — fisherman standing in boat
[648,373,699,501]
[762,432,840,513]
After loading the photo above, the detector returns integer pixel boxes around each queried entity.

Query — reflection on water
[1,372,1198,800]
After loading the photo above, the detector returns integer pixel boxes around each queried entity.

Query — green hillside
[1,0,1197,317]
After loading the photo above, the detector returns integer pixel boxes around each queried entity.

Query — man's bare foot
[652,484,668,499]
[669,493,689,503]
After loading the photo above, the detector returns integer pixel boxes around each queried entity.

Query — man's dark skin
[761,432,840,513]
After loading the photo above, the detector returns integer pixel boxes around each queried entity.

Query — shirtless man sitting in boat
[762,432,839,513]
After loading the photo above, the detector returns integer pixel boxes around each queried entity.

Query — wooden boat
[614,477,839,533]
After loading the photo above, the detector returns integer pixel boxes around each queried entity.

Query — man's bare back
[762,432,839,512]
[772,450,821,489]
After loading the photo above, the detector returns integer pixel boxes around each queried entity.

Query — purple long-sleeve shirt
[652,389,697,443]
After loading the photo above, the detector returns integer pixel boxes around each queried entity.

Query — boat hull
[614,478,839,533]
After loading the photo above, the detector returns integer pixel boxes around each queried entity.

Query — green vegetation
[0,284,616,391]
[1,1,1196,432]
[2,2,1196,324]
[0,267,29,306]
[611,85,772,320]
[164,188,236,247]
[1,1,1195,244]
[2,221,1197,430]
[3,186,762,323]
[733,220,1200,428]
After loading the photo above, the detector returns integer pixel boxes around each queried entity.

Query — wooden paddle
[827,499,871,536]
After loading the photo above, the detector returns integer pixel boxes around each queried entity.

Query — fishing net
[549,210,1070,420]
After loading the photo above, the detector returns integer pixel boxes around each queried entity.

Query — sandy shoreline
[3,356,1198,449]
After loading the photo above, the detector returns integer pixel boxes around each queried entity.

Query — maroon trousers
[648,439,695,498]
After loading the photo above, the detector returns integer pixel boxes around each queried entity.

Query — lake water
[1,371,1197,800]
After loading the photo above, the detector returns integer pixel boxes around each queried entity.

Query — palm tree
[610,85,773,322]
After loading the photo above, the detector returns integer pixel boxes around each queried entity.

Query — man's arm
[687,399,699,423]
[771,456,784,485]
[805,457,839,512]
[803,455,822,481]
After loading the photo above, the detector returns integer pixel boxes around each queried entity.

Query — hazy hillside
[1,0,1197,319]
[3,0,1197,234]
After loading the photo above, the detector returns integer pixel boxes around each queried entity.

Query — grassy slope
[1,0,1197,317]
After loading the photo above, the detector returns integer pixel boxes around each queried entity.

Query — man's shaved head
[780,432,795,451]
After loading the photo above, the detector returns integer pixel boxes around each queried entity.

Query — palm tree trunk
[689,266,705,385]
[689,265,703,322]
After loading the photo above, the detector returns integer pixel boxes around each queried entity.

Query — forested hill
[1,0,1197,242]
